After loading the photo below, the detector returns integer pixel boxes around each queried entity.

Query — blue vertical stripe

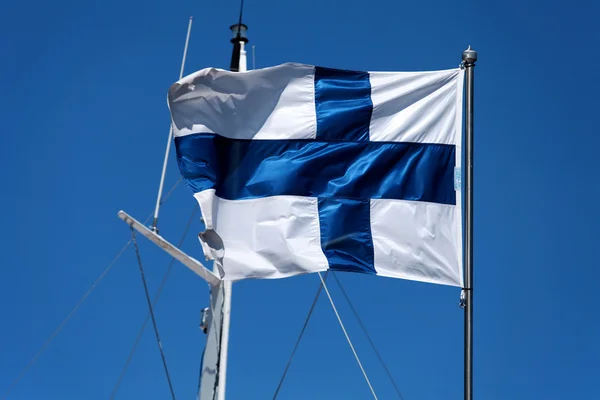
[314,67,373,141]
[314,66,375,274]
[318,197,376,274]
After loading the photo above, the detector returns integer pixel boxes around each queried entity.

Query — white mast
[198,16,249,400]
[239,42,247,72]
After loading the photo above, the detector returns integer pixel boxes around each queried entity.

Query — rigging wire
[331,272,406,400]
[0,179,182,400]
[130,228,177,400]
[160,177,182,206]
[0,241,131,400]
[110,205,197,399]
[271,271,329,400]
[317,272,379,400]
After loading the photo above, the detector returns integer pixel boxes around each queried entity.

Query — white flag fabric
[168,62,464,287]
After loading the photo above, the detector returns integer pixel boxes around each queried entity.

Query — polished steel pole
[462,45,477,400]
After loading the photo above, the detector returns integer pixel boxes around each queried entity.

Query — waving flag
[167,62,464,286]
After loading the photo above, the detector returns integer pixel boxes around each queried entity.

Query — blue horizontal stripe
[175,133,455,205]
[314,67,372,141]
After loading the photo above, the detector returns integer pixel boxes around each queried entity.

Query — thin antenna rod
[179,18,193,80]
[237,0,244,34]
[252,45,256,70]
[151,16,193,232]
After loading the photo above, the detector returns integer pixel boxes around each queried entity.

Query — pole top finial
[462,45,477,65]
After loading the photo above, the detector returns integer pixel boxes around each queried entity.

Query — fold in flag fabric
[167,62,464,287]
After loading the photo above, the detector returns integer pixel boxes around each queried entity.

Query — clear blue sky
[1,0,599,399]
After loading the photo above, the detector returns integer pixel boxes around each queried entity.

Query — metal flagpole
[462,46,477,400]
[151,16,193,232]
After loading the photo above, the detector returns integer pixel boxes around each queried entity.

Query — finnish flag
[168,62,465,287]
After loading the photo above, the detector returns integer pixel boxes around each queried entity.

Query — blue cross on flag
[167,62,465,287]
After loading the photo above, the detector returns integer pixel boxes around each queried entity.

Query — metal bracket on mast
[118,210,221,287]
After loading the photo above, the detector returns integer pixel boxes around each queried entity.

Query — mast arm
[118,210,221,287]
